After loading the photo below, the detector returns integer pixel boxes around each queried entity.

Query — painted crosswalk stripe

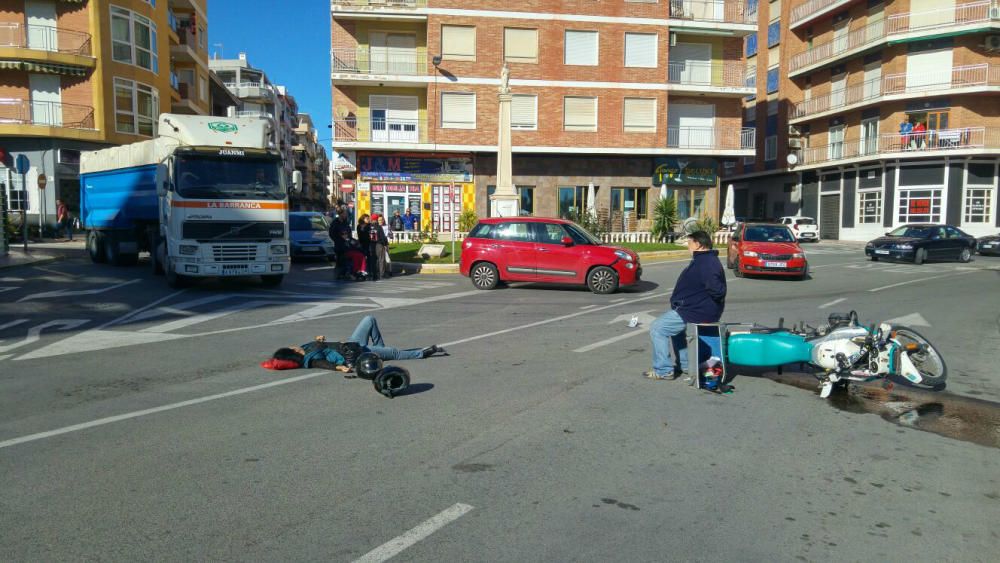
[353,503,474,563]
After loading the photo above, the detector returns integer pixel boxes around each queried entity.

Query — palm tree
[651,196,679,242]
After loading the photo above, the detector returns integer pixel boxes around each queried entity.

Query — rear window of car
[795,218,815,225]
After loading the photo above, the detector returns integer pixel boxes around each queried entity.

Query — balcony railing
[790,0,857,28]
[667,61,755,89]
[789,1,998,73]
[0,98,95,129]
[0,22,92,56]
[334,117,426,144]
[237,110,275,119]
[668,0,756,24]
[790,64,1000,120]
[331,0,426,8]
[666,126,756,150]
[331,48,427,76]
[800,127,998,165]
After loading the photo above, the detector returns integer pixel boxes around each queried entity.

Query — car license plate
[764,261,787,268]
[875,250,890,255]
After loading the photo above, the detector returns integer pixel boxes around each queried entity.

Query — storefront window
[858,191,882,224]
[898,188,942,224]
[964,188,992,224]
[610,188,648,220]
[558,186,593,218]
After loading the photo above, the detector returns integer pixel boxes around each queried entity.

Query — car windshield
[565,222,602,245]
[888,226,934,239]
[290,215,328,232]
[175,154,285,200]
[796,218,815,225]
[743,226,795,242]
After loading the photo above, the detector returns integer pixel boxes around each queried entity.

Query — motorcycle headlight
[270,244,288,255]
[614,250,633,261]
[743,250,758,257]
[179,244,198,255]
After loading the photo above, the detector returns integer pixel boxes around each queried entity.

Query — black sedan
[865,224,977,264]
[978,232,1000,256]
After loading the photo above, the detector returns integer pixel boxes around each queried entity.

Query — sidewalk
[0,239,85,270]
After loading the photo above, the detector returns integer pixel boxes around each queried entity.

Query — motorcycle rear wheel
[892,326,947,388]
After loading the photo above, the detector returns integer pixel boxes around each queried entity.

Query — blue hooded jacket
[670,249,727,323]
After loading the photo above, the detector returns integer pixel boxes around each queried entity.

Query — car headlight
[179,244,198,255]
[270,244,288,254]
[894,244,913,250]
[743,250,758,257]
[614,250,633,261]
[792,252,804,259]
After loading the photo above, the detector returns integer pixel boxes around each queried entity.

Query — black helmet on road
[373,365,410,398]
[355,352,383,380]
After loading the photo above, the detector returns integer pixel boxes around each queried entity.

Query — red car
[727,222,809,279]
[460,217,641,294]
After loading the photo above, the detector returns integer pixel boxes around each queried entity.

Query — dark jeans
[62,220,73,241]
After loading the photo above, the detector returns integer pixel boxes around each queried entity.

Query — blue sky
[208,0,331,153]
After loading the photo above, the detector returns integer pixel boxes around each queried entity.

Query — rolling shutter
[441,92,476,129]
[441,25,475,60]
[504,28,538,63]
[906,48,951,91]
[624,33,657,68]
[511,94,537,130]
[564,30,598,66]
[564,96,597,131]
[623,98,656,132]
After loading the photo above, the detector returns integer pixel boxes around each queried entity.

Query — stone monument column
[490,64,519,217]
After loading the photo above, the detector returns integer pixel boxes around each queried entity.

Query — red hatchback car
[460,217,641,294]
[727,222,809,279]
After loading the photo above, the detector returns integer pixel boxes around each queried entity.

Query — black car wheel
[959,247,972,263]
[471,262,499,290]
[913,248,926,265]
[587,266,619,294]
[733,259,744,278]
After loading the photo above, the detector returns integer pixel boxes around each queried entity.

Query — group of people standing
[328,206,414,282]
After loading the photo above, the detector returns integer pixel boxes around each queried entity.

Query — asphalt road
[2,243,999,562]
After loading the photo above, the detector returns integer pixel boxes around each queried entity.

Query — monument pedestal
[490,194,519,217]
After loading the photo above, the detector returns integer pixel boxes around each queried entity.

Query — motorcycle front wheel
[892,326,947,389]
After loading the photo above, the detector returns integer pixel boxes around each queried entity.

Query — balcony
[666,61,757,96]
[789,0,861,30]
[790,64,1000,123]
[335,117,427,145]
[666,126,756,151]
[236,110,275,120]
[789,1,1000,76]
[331,0,428,20]
[799,127,999,167]
[0,22,94,71]
[0,98,95,130]
[224,81,275,101]
[331,48,428,84]
[667,0,757,34]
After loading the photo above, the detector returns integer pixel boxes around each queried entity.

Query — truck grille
[212,245,258,262]
[183,221,285,241]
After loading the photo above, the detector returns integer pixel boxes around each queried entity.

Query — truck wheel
[165,259,188,288]
[87,231,107,263]
[103,234,121,265]
[150,236,165,275]
[260,274,284,287]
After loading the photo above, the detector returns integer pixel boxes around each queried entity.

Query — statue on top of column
[499,64,510,94]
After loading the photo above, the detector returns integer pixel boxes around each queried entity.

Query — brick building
[730,0,1000,240]
[331,0,757,232]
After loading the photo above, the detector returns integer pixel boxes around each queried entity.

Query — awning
[0,60,89,76]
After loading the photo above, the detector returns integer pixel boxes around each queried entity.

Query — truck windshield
[175,154,285,200]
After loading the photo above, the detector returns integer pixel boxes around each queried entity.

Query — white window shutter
[624,33,657,68]
[623,98,656,132]
[504,28,538,63]
[564,30,598,66]
[564,96,597,131]
[511,94,537,130]
[441,92,476,129]
[441,25,475,60]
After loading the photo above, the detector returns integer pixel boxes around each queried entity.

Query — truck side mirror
[291,170,302,194]
[156,163,169,196]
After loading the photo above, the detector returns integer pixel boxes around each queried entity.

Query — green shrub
[565,209,608,238]
[458,210,478,232]
[651,196,679,242]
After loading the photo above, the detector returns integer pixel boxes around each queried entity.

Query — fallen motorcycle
[696,311,947,398]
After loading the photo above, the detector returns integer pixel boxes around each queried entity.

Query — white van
[780,216,820,242]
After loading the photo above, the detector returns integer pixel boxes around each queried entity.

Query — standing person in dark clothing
[329,207,354,280]
[356,213,373,280]
[390,210,404,232]
[369,214,389,281]
[645,231,727,380]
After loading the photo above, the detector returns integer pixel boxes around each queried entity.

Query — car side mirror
[561,236,574,246]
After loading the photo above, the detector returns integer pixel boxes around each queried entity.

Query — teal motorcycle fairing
[726,331,815,367]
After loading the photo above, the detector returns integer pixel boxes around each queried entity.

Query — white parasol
[721,183,737,226]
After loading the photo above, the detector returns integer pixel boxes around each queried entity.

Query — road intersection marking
[354,503,475,563]
[16,279,141,302]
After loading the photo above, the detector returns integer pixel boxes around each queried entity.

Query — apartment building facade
[0,0,215,227]
[292,113,331,211]
[331,0,757,233]
[732,0,1000,240]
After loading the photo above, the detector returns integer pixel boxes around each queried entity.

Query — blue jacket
[670,250,727,323]
[301,341,345,368]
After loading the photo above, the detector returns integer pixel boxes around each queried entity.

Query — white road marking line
[304,265,336,271]
[611,298,626,303]
[809,260,872,269]
[0,277,26,282]
[0,287,19,294]
[128,294,233,323]
[580,305,597,310]
[17,279,142,302]
[0,371,330,450]
[353,503,475,563]
[574,329,645,353]
[0,319,89,354]
[100,289,188,329]
[868,270,981,292]
[818,298,846,309]
[139,300,284,333]
[0,354,12,362]
[0,319,29,331]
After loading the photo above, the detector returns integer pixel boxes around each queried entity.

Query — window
[535,222,569,244]
[745,104,755,122]
[486,186,535,217]
[898,188,942,223]
[611,187,648,220]
[766,65,779,93]
[624,33,657,68]
[504,28,538,64]
[440,92,476,129]
[111,7,158,72]
[441,25,476,61]
[767,100,778,116]
[860,117,879,155]
[114,77,159,136]
[858,191,882,223]
[558,186,591,218]
[765,135,777,161]
[511,94,537,130]
[564,96,597,132]
[565,30,598,66]
[495,222,534,242]
[767,20,781,47]
[746,34,758,57]
[828,124,845,159]
[623,98,656,133]
[964,188,992,223]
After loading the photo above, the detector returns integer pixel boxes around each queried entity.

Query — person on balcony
[899,119,913,150]
[911,120,927,149]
